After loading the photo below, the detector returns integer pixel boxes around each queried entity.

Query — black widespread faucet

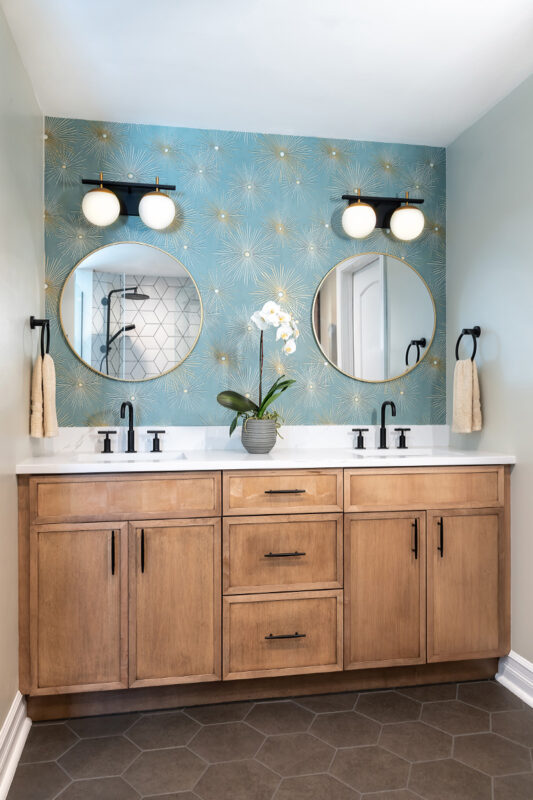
[120,401,136,453]
[379,401,397,449]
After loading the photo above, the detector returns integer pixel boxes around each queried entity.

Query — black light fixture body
[341,193,424,230]
[81,178,176,217]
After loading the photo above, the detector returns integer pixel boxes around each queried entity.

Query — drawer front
[223,590,343,680]
[223,469,343,516]
[345,467,504,512]
[30,472,221,523]
[223,514,343,594]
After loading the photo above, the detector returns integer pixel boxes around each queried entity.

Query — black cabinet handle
[411,519,418,559]
[265,632,306,640]
[264,489,306,495]
[111,530,115,575]
[437,517,444,557]
[264,551,306,558]
[141,529,145,573]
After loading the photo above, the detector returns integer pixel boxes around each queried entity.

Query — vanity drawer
[29,472,221,524]
[223,590,343,680]
[223,514,343,594]
[222,469,343,516]
[345,466,505,512]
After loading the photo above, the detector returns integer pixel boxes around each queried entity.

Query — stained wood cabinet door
[344,512,426,669]
[129,518,221,687]
[29,522,128,694]
[427,509,509,662]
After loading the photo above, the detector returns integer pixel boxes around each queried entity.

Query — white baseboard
[496,650,533,708]
[0,692,31,800]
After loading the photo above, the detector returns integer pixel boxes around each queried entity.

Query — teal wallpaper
[44,117,446,427]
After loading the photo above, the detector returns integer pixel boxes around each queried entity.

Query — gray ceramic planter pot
[241,418,277,454]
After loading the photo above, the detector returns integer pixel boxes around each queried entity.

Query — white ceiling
[2,0,533,146]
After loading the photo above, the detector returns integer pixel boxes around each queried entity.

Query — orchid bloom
[250,301,298,357]
[283,339,296,354]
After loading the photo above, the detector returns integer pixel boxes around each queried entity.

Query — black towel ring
[455,326,481,361]
[30,316,51,358]
[41,321,50,358]
[405,337,427,367]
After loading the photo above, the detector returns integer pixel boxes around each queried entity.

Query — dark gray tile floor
[8,680,533,799]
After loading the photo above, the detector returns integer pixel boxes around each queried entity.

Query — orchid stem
[259,330,264,409]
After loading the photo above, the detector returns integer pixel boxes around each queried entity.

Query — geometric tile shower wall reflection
[45,116,446,427]
[90,272,201,379]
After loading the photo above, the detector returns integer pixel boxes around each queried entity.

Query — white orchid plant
[217,301,298,436]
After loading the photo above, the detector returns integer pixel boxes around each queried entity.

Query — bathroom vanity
[17,450,513,720]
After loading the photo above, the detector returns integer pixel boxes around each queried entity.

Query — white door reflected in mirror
[312,253,435,382]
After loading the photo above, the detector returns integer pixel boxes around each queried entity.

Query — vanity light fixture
[81,175,176,226]
[341,191,425,240]
[341,189,377,238]
[81,172,120,227]
[390,192,425,241]
[138,177,176,230]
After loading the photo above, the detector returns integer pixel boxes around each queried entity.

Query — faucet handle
[394,427,411,450]
[98,430,117,454]
[147,430,166,453]
[352,428,369,450]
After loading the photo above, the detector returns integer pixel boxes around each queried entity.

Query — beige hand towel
[452,358,482,433]
[30,354,44,438]
[42,352,58,437]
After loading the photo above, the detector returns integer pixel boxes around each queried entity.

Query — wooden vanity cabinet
[129,517,221,687]
[28,522,128,694]
[344,512,426,670]
[19,465,511,715]
[427,508,509,662]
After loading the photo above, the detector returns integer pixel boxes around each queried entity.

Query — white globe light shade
[138,191,176,230]
[341,202,377,238]
[390,205,425,241]
[81,187,120,227]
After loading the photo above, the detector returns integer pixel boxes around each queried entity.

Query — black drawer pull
[111,530,115,575]
[264,551,306,558]
[264,489,306,494]
[141,529,145,573]
[437,517,444,558]
[411,519,418,560]
[265,632,306,640]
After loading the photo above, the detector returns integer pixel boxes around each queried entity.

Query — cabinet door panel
[130,518,221,686]
[344,512,426,669]
[427,509,508,662]
[30,523,127,694]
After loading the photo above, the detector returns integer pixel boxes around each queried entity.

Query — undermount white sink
[353,448,435,458]
[74,452,187,463]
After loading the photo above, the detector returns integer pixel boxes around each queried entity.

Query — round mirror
[60,242,202,381]
[313,252,435,382]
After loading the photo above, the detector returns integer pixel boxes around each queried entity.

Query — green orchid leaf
[258,380,295,416]
[229,414,239,437]
[260,375,286,406]
[217,390,258,413]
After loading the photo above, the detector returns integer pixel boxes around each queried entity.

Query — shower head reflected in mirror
[123,288,150,301]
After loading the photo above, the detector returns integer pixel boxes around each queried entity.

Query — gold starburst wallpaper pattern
[44,117,446,427]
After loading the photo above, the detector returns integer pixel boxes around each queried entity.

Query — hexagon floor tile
[7,680,533,800]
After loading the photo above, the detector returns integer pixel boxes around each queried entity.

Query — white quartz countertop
[16,447,516,475]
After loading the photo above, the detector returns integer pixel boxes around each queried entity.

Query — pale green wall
[447,74,533,662]
[0,8,43,725]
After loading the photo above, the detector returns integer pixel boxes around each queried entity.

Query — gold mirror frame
[312,251,436,383]
[59,241,203,382]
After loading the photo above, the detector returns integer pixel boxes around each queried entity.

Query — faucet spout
[120,401,136,453]
[379,401,396,449]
